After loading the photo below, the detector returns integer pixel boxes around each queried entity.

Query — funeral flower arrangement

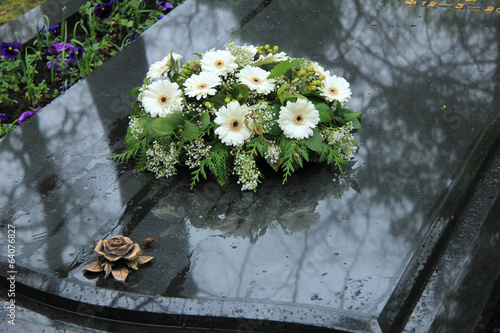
[112,42,361,191]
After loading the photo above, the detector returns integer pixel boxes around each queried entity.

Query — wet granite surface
[1,0,499,332]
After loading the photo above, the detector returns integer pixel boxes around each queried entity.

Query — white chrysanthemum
[201,50,238,76]
[146,53,182,80]
[237,65,275,95]
[253,52,288,66]
[278,99,320,140]
[319,75,352,103]
[183,71,220,100]
[141,79,183,117]
[214,101,254,146]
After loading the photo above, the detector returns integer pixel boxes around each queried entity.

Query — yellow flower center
[328,87,338,95]
[230,118,242,131]
[215,60,225,68]
[293,113,304,125]
[158,95,170,105]
[197,83,208,90]
[252,77,262,84]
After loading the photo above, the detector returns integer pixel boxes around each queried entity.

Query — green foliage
[304,129,323,153]
[279,138,309,184]
[190,158,209,189]
[247,135,269,156]
[207,141,230,186]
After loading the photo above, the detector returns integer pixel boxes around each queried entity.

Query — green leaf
[268,60,291,78]
[304,129,323,153]
[290,59,301,70]
[151,118,176,135]
[344,111,362,121]
[277,82,287,105]
[128,87,140,96]
[200,112,210,131]
[182,121,200,140]
[209,94,227,108]
[312,101,332,123]
[350,118,362,129]
[231,84,249,103]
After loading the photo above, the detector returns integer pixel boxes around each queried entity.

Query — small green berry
[224,97,231,103]
[273,45,279,52]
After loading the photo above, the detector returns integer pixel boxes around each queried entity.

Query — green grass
[0,0,49,27]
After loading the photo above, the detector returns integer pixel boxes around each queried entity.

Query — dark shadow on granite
[0,0,499,332]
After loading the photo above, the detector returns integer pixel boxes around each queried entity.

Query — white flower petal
[201,50,238,76]
[237,65,275,95]
[183,71,221,100]
[142,79,183,117]
[319,75,351,103]
[214,101,253,146]
[146,53,183,80]
[278,99,320,140]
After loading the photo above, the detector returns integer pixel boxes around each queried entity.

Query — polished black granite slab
[1,0,500,332]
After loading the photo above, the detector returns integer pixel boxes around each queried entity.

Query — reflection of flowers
[83,235,153,282]
[152,163,358,243]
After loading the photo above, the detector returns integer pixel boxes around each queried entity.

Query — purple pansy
[157,1,173,12]
[46,58,65,71]
[38,24,60,39]
[62,82,75,92]
[17,109,40,125]
[1,41,21,59]
[49,24,60,34]
[49,42,74,55]
[127,30,138,41]
[69,46,85,61]
[0,113,10,123]
[94,2,113,19]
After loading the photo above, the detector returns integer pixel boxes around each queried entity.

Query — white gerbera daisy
[183,72,220,100]
[141,79,183,117]
[214,101,254,146]
[278,99,320,140]
[200,50,238,76]
[237,65,275,95]
[319,75,352,103]
[146,53,183,80]
[311,62,330,77]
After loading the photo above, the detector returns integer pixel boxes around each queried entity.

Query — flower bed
[0,0,183,138]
